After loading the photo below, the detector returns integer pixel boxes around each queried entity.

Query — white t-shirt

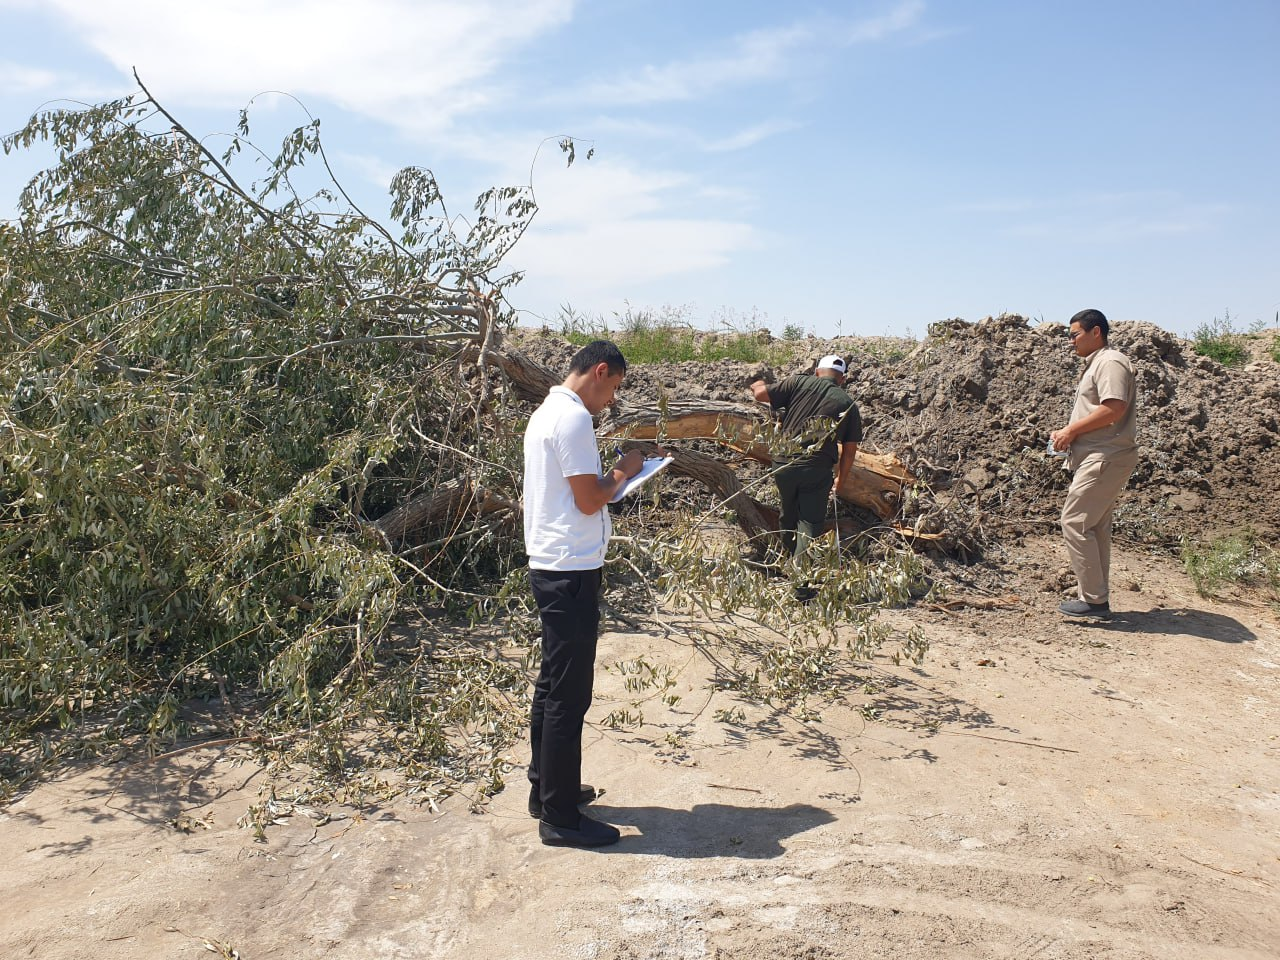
[523,386,610,571]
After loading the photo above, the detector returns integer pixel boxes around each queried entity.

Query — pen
[615,447,668,461]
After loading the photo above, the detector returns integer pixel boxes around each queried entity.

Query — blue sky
[1,0,1277,337]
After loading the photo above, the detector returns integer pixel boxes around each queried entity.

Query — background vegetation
[1181,531,1280,603]
[554,302,804,365]
[1190,308,1279,367]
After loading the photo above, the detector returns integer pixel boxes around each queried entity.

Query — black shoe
[792,585,818,603]
[539,814,620,848]
[1059,599,1111,619]
[528,784,599,819]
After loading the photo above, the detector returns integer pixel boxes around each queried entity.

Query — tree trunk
[375,476,517,541]
[465,344,559,403]
[662,447,777,541]
[605,405,914,520]
[443,345,927,544]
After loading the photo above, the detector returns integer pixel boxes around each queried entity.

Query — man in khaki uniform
[1050,309,1138,619]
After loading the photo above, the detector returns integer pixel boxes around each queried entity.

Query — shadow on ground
[1082,607,1257,643]
[595,802,835,859]
[8,749,262,845]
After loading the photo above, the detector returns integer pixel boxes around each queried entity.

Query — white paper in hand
[610,456,674,503]
[1045,437,1068,459]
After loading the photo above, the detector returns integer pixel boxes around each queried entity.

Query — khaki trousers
[1060,454,1137,604]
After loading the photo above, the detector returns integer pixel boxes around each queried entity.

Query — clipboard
[610,456,674,503]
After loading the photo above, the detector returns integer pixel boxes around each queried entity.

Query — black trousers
[528,567,601,827]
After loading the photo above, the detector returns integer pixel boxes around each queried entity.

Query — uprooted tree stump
[381,345,936,547]
[604,401,917,523]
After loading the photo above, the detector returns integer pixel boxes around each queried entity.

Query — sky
[1,0,1277,338]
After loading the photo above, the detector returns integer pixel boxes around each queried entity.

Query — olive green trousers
[774,460,834,560]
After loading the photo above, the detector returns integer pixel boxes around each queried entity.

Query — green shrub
[1192,311,1248,366]
[0,86,535,801]
[1181,532,1280,597]
[552,304,797,365]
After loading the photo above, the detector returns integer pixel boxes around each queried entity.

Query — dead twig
[1179,853,1274,887]
[926,592,1021,612]
[939,730,1078,753]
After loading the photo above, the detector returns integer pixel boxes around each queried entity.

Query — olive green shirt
[768,374,862,467]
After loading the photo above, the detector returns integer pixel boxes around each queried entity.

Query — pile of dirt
[858,315,1277,544]
[509,316,1280,547]
[843,315,1280,545]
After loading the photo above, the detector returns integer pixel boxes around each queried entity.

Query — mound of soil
[859,316,1277,544]
[511,316,1280,546]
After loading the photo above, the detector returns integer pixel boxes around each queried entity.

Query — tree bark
[465,344,559,403]
[427,345,928,545]
[375,476,517,541]
[605,405,915,520]
[661,447,777,541]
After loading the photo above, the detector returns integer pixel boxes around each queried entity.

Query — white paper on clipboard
[610,456,674,503]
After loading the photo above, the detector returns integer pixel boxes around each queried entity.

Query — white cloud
[1008,213,1222,243]
[572,1,925,107]
[583,116,686,142]
[31,0,576,135]
[695,184,756,205]
[503,157,758,300]
[333,151,403,192]
[573,24,809,106]
[959,190,1233,242]
[0,59,133,110]
[701,120,800,153]
[844,0,926,43]
[514,216,757,295]
[523,156,693,225]
[550,115,798,154]
[0,62,61,94]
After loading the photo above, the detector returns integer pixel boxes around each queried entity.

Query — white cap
[816,355,847,375]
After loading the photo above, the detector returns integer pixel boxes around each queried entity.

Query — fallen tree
[1,84,934,811]
[390,344,929,545]
[0,81,550,800]
[604,400,917,521]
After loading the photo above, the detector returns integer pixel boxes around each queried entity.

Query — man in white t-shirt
[523,340,643,847]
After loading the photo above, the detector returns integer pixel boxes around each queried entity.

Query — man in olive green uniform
[1050,309,1139,619]
[750,355,862,578]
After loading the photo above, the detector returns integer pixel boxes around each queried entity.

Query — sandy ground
[3,536,1277,960]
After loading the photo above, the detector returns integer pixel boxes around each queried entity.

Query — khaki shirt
[1068,346,1138,470]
